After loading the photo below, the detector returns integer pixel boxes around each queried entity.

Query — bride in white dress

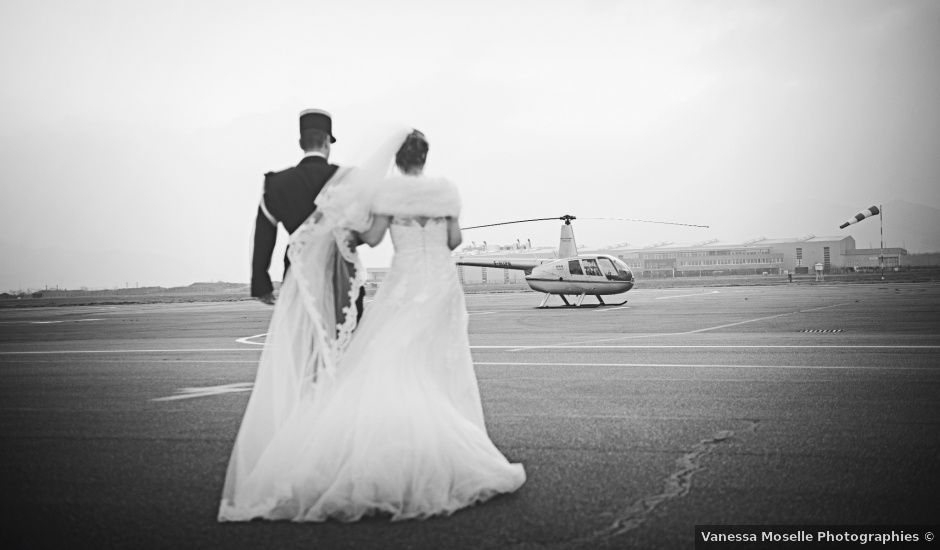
[219,128,525,522]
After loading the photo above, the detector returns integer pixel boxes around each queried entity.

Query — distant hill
[167,281,249,294]
[3,281,250,299]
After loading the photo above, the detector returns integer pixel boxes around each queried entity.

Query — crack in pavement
[579,420,760,545]
[500,420,762,550]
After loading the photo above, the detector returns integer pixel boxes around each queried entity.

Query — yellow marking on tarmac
[152,382,254,401]
[236,333,268,346]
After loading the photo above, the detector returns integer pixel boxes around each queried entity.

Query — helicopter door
[568,259,584,275]
[597,258,629,281]
[581,259,603,277]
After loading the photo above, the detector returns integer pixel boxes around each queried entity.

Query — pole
[879,204,884,280]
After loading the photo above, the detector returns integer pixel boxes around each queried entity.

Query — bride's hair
[395,130,429,172]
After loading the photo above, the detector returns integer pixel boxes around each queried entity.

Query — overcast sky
[1,0,938,290]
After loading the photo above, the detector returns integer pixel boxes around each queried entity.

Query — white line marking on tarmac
[7,359,260,363]
[2,343,938,356]
[145,357,936,403]
[472,344,940,349]
[596,306,630,313]
[0,348,259,355]
[236,333,267,346]
[677,311,814,334]
[468,311,495,316]
[655,290,720,300]
[664,302,855,336]
[802,302,853,312]
[467,308,548,314]
[94,304,250,315]
[507,302,857,350]
[475,361,937,371]
[30,318,104,324]
[152,382,253,401]
[655,288,724,292]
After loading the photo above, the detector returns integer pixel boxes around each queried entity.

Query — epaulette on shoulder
[264,168,289,182]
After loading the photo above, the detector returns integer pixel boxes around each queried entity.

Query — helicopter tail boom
[454,257,544,273]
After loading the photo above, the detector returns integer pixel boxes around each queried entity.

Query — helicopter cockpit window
[568,260,583,275]
[581,259,603,277]
[597,258,631,281]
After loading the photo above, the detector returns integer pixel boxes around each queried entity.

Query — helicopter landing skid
[536,293,628,308]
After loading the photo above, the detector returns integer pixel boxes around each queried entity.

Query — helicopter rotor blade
[462,217,568,230]
[462,214,707,230]
[580,217,709,228]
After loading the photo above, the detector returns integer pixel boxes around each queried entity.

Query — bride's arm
[446,217,463,251]
[359,214,391,247]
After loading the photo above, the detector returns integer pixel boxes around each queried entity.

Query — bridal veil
[219,126,411,519]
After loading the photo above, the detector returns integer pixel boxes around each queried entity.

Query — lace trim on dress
[332,227,366,354]
[286,216,341,386]
[285,166,366,388]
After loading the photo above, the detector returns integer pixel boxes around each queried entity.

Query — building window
[824,247,830,271]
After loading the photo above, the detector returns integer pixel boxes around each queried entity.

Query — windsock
[839,205,880,229]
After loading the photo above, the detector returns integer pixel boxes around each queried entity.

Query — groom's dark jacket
[251,155,339,298]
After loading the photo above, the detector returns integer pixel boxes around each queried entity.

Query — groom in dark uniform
[251,109,366,323]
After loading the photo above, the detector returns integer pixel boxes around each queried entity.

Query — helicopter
[455,215,708,308]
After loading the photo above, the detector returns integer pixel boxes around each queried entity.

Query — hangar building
[447,235,912,284]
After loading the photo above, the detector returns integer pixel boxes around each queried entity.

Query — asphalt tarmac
[1,283,938,549]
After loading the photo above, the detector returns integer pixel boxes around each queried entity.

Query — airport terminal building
[446,235,914,285]
[612,236,900,278]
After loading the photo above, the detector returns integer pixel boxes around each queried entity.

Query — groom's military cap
[299,109,336,143]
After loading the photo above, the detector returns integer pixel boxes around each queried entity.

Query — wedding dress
[219,167,525,522]
[218,131,405,521]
